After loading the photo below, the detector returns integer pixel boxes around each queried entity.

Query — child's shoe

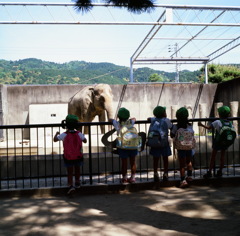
[127,177,136,184]
[67,185,76,195]
[215,170,222,177]
[179,180,188,188]
[186,176,193,182]
[121,178,128,184]
[154,172,160,182]
[163,173,168,182]
[75,182,81,189]
[203,171,212,179]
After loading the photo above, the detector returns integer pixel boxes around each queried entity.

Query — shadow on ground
[0,179,240,236]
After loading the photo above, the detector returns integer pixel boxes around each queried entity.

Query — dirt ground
[0,185,240,236]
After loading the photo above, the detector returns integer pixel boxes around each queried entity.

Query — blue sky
[1,0,240,73]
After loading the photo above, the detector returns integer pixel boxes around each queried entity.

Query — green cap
[66,114,79,129]
[218,106,231,118]
[117,107,130,120]
[153,106,166,118]
[176,107,189,119]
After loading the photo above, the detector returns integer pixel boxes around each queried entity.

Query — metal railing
[0,118,240,190]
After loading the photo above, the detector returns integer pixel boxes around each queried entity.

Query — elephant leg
[98,113,106,134]
[84,125,89,135]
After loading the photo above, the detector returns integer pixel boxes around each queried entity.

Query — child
[109,107,137,184]
[198,105,235,178]
[171,107,194,188]
[54,114,87,194]
[147,106,173,182]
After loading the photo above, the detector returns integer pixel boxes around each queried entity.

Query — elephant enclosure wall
[1,81,240,180]
[0,83,220,128]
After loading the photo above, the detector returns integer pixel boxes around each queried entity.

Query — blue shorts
[150,146,172,158]
[117,149,138,159]
[177,150,194,158]
[63,156,84,168]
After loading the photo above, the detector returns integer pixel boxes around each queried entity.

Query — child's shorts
[117,149,138,159]
[177,150,194,158]
[150,146,172,158]
[63,156,84,167]
[212,141,228,151]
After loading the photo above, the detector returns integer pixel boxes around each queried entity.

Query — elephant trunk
[105,102,114,121]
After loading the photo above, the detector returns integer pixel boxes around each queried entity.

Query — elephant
[68,84,114,134]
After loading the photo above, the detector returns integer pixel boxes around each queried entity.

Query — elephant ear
[88,87,95,102]
[93,87,105,107]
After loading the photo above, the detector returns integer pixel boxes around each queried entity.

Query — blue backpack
[147,118,169,148]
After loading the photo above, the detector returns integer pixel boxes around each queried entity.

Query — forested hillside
[0,58,202,84]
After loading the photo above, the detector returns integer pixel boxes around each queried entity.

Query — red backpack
[63,131,83,160]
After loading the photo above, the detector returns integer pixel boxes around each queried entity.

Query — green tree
[148,73,163,82]
[199,64,240,83]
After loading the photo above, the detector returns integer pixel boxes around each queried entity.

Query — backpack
[116,120,142,150]
[215,120,236,148]
[174,127,196,150]
[147,118,169,148]
[63,131,83,160]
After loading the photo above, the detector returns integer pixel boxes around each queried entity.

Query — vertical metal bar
[226,149,229,176]
[6,129,9,189]
[44,127,47,186]
[51,126,54,187]
[205,63,208,84]
[57,126,63,187]
[88,125,93,185]
[36,127,40,187]
[198,122,202,177]
[29,127,32,188]
[97,124,101,183]
[130,58,133,83]
[13,128,17,188]
[21,128,24,188]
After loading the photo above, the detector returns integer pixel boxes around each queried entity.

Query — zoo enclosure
[0,118,240,191]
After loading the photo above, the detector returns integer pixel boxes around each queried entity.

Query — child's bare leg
[129,156,136,176]
[209,149,218,172]
[162,156,168,174]
[75,166,80,184]
[153,157,159,173]
[67,166,74,186]
[219,150,225,171]
[186,156,193,179]
[121,158,128,179]
[179,157,186,181]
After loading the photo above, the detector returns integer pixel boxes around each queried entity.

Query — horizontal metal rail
[0,118,239,191]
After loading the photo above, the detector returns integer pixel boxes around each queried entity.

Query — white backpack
[174,127,196,150]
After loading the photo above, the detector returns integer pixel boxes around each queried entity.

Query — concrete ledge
[1,176,240,198]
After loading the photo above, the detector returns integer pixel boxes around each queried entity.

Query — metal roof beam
[169,10,226,58]
[1,3,240,11]
[135,57,209,62]
[208,36,240,62]
[1,21,240,26]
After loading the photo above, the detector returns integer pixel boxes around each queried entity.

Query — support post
[205,63,208,84]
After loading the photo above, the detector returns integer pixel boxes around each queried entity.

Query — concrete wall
[214,78,240,116]
[2,83,218,126]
